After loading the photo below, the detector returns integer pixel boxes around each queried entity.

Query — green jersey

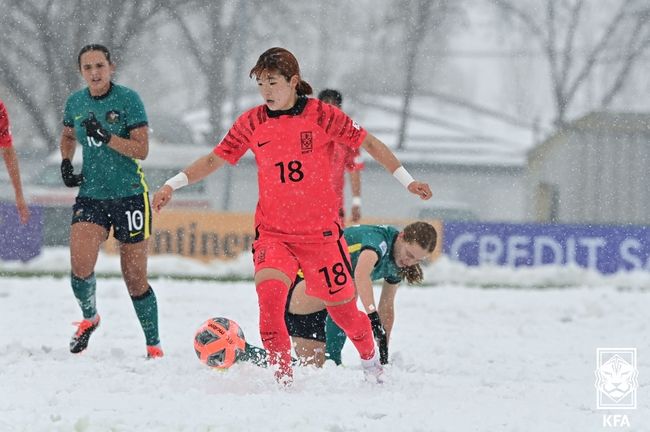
[63,83,149,199]
[344,224,402,284]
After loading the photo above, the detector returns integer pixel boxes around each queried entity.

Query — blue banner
[0,202,43,262]
[443,222,650,274]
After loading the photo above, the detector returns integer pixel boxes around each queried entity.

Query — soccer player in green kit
[60,44,162,358]
[285,222,437,367]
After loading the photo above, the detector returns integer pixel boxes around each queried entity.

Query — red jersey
[0,100,13,148]
[214,97,367,242]
[330,143,364,212]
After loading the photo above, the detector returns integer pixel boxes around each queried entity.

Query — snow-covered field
[1,250,649,431]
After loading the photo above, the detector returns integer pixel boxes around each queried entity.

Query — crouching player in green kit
[283,222,438,367]
[242,222,438,367]
[60,44,162,358]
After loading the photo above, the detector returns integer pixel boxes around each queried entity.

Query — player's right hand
[60,158,83,187]
[152,185,173,213]
[368,311,389,364]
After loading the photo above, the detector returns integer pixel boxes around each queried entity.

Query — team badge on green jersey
[106,110,121,124]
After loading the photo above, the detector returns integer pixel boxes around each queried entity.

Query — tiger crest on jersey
[300,131,313,154]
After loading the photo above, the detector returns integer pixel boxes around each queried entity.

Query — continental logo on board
[152,222,256,259]
[104,211,256,261]
[103,211,443,262]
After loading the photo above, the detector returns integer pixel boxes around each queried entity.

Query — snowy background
[1,249,649,431]
[2,1,650,429]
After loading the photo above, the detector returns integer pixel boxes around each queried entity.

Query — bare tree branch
[492,0,646,127]
[558,0,585,93]
[0,62,53,145]
[165,6,210,74]
[396,0,456,149]
[0,0,178,151]
[163,1,237,142]
[492,0,546,39]
[600,17,650,107]
[545,0,563,114]
[1,38,47,69]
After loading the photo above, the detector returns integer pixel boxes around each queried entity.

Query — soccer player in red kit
[0,99,30,224]
[318,89,364,225]
[153,47,432,384]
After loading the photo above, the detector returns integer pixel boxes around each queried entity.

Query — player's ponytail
[399,264,424,285]
[296,79,313,96]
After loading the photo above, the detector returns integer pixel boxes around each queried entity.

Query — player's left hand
[408,181,432,200]
[82,112,112,143]
[15,198,30,224]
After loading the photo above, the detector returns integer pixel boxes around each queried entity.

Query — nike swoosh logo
[75,115,83,120]
[328,286,345,295]
[257,140,271,147]
[130,231,142,237]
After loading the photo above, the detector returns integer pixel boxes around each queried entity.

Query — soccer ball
[194,317,246,369]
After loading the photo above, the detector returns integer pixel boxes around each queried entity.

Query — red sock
[327,300,375,360]
[256,279,292,377]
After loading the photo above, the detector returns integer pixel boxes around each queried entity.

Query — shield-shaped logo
[106,110,121,124]
[595,348,638,409]
[300,131,313,154]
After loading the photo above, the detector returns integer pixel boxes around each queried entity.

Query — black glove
[237,342,269,367]
[368,311,389,365]
[81,112,111,143]
[60,158,83,187]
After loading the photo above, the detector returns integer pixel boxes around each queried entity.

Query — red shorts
[253,235,355,303]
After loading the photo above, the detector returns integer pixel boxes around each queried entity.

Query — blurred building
[527,112,650,225]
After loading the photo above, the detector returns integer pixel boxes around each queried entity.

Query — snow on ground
[1,250,649,431]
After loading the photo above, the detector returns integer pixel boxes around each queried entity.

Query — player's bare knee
[324,295,355,307]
